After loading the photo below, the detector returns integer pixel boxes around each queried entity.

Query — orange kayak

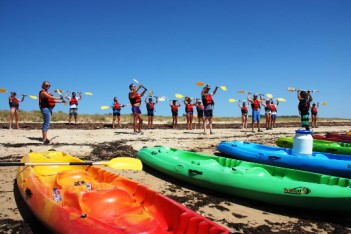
[16,151,229,234]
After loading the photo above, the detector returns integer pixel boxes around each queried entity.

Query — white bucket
[292,129,313,156]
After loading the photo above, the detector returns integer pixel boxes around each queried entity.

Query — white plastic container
[292,129,313,156]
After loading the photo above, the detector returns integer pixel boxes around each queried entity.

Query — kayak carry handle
[188,169,203,175]
[268,156,281,161]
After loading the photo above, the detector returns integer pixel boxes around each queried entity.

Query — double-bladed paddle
[0,157,143,170]
[196,81,227,91]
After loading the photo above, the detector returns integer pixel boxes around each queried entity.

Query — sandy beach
[1,121,351,233]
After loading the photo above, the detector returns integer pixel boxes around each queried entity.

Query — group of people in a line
[6,80,320,144]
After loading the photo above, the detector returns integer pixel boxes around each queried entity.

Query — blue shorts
[204,109,213,118]
[252,110,260,122]
[113,110,120,116]
[147,111,154,116]
[132,106,141,114]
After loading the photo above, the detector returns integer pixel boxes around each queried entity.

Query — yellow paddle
[266,94,273,99]
[196,81,227,91]
[320,102,327,105]
[81,91,93,95]
[229,98,238,103]
[55,89,68,106]
[0,157,143,170]
[175,93,185,99]
[0,88,8,93]
[276,98,287,102]
[237,90,247,94]
[19,94,38,100]
[101,105,112,110]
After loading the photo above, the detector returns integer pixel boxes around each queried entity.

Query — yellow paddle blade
[101,105,112,110]
[84,92,93,95]
[196,81,205,86]
[148,91,154,96]
[54,89,64,93]
[229,98,237,103]
[237,90,246,94]
[0,88,8,93]
[287,87,296,92]
[276,98,286,102]
[266,93,273,99]
[175,93,184,99]
[29,95,38,100]
[320,102,327,105]
[104,157,142,170]
[219,86,227,91]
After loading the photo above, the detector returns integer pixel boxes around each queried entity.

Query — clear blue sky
[1,0,350,118]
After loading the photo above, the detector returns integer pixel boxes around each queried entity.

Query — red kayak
[313,133,351,143]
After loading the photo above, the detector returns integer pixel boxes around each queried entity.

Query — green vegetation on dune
[0,110,349,123]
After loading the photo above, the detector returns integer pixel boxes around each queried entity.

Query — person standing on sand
[112,97,126,128]
[238,100,248,129]
[39,81,66,144]
[311,102,319,128]
[270,99,279,128]
[201,85,218,134]
[129,83,147,134]
[247,93,264,132]
[261,100,272,130]
[195,99,205,129]
[184,97,196,130]
[65,91,82,124]
[8,92,25,129]
[297,90,313,130]
[170,99,181,128]
[145,96,158,129]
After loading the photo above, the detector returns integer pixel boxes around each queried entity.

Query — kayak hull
[137,146,351,213]
[16,151,229,234]
[217,140,351,178]
[276,137,351,155]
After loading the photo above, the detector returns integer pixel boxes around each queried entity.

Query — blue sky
[1,0,350,118]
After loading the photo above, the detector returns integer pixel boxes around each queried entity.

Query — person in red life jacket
[247,93,264,132]
[184,97,196,130]
[8,92,25,129]
[170,99,181,129]
[298,90,313,130]
[145,96,158,129]
[237,100,249,129]
[261,99,272,130]
[195,99,205,129]
[65,91,82,124]
[311,102,319,128]
[270,99,279,128]
[129,83,147,134]
[39,81,67,144]
[201,85,218,135]
[112,97,126,128]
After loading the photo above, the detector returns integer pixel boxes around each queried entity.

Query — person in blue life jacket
[145,96,158,129]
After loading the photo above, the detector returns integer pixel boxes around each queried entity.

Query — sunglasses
[45,84,51,87]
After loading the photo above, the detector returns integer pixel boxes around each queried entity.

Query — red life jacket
[203,94,214,105]
[9,97,19,108]
[196,104,204,112]
[186,103,193,112]
[171,105,178,112]
[70,97,78,106]
[147,102,154,111]
[113,102,121,110]
[270,105,277,112]
[251,100,260,109]
[241,106,248,114]
[312,107,317,114]
[130,93,141,105]
[39,90,55,108]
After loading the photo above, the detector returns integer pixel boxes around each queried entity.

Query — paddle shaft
[0,161,103,167]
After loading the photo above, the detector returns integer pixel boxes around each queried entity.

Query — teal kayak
[137,146,351,212]
[276,137,351,155]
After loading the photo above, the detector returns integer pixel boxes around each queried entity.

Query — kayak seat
[56,170,94,189]
[244,167,271,177]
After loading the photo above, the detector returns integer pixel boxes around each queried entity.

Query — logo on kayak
[284,187,311,195]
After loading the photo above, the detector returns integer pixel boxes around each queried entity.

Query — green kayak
[276,137,351,155]
[137,146,351,212]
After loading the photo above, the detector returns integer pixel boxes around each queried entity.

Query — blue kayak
[217,140,351,178]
